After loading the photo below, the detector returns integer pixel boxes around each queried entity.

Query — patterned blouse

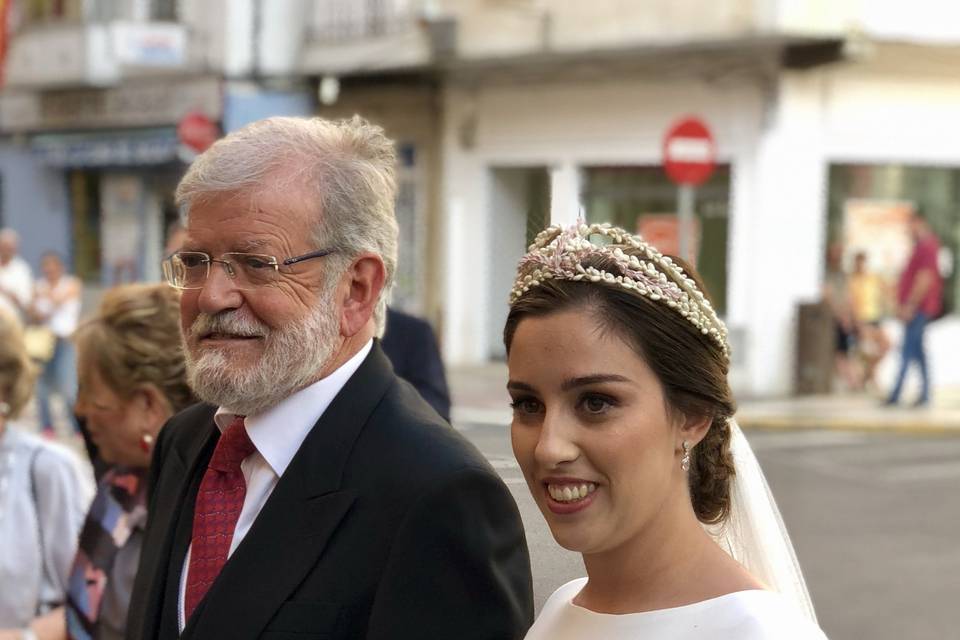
[66,467,147,640]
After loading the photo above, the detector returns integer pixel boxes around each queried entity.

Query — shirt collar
[214,339,373,477]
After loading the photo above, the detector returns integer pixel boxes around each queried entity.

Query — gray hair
[175,115,399,333]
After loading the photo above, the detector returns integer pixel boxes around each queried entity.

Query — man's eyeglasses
[161,248,336,290]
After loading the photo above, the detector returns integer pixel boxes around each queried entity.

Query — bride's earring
[680,441,691,472]
[140,432,155,454]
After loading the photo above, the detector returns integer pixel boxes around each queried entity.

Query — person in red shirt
[885,211,943,407]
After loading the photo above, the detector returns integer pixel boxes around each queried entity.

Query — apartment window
[22,0,83,23]
[86,0,179,22]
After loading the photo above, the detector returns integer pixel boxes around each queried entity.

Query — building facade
[4,0,960,397]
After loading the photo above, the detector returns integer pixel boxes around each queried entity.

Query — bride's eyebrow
[561,374,631,391]
[507,380,536,393]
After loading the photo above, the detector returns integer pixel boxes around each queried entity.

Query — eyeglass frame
[161,247,337,290]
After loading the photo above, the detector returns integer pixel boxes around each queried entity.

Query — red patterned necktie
[184,415,256,621]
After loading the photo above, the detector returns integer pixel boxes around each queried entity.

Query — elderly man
[0,228,32,322]
[127,117,533,640]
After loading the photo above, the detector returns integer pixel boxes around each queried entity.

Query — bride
[504,223,829,639]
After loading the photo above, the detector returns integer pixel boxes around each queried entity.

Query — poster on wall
[636,214,701,265]
[842,199,914,280]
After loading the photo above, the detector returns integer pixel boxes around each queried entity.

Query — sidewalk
[449,362,960,436]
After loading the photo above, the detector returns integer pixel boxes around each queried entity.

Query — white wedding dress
[525,578,829,640]
[525,421,830,639]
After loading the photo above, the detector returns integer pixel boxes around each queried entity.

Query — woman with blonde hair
[4,283,195,640]
[0,309,88,635]
[506,223,828,639]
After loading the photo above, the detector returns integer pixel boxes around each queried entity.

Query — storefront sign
[111,22,186,68]
[0,76,221,132]
[31,128,180,167]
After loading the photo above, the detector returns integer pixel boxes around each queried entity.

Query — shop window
[582,165,731,314]
[827,164,959,316]
[392,141,425,313]
[487,166,551,359]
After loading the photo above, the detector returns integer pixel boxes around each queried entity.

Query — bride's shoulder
[720,591,829,640]
[541,578,588,611]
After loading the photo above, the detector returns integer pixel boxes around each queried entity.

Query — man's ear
[339,253,386,337]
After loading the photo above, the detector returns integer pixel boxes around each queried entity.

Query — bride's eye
[510,397,543,415]
[579,393,616,415]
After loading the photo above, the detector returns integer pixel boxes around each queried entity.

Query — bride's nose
[533,410,580,467]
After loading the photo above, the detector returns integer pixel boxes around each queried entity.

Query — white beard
[183,287,340,416]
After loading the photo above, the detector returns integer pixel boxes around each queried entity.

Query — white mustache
[191,312,268,339]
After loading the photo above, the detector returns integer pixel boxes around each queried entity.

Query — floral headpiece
[510,222,730,359]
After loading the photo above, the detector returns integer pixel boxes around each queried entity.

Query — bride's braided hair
[504,223,737,524]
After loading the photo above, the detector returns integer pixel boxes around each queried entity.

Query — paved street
[459,423,960,640]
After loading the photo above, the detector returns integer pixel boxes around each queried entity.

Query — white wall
[729,71,829,396]
[823,62,960,163]
[441,74,778,373]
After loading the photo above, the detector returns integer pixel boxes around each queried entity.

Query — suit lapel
[142,406,219,640]
[185,343,397,640]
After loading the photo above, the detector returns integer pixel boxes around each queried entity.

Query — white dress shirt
[178,340,372,630]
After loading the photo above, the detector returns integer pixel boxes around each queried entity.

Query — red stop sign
[662,117,716,186]
[177,111,220,153]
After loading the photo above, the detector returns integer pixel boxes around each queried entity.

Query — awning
[30,127,181,168]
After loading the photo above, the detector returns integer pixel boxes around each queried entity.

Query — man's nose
[196,261,244,315]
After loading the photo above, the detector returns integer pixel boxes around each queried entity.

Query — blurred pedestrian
[382,306,451,422]
[0,308,88,635]
[0,229,33,323]
[30,253,82,435]
[885,211,943,407]
[822,241,860,391]
[4,283,196,640]
[849,251,890,390]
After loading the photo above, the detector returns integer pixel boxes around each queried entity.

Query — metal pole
[678,183,695,263]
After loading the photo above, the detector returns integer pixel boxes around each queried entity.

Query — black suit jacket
[381,307,452,422]
[126,343,533,640]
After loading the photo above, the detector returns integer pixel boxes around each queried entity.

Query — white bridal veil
[706,419,819,624]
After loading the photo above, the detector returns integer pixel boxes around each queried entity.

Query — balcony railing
[309,0,418,43]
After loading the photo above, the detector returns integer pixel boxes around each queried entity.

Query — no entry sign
[662,117,716,186]
[177,111,220,154]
